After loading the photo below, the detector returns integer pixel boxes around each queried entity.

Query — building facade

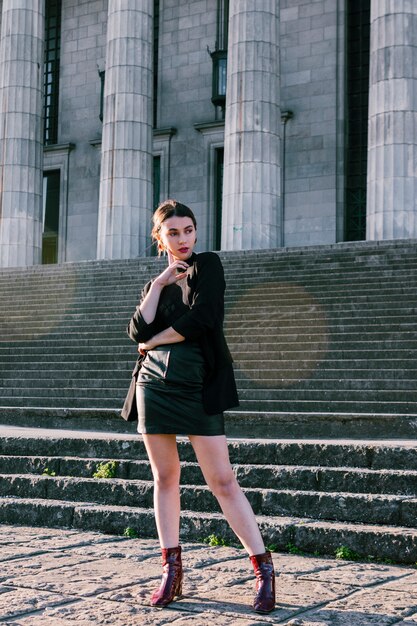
[0,0,415,267]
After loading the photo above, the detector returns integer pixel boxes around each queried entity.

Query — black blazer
[121,252,239,421]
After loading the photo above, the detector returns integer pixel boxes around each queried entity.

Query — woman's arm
[128,258,189,344]
[127,281,156,343]
[140,258,189,323]
[137,254,223,354]
[138,280,164,324]
[171,252,225,340]
[138,326,185,355]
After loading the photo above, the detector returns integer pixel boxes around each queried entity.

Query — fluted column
[222,0,281,250]
[97,0,153,260]
[0,0,45,267]
[367,0,417,240]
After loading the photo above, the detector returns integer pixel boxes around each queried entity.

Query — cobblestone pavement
[0,524,417,625]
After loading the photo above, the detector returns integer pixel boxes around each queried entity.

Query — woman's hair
[152,199,197,255]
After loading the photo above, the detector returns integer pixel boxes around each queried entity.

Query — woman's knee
[153,466,180,491]
[209,470,239,499]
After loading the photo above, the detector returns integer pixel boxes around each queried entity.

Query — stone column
[367,0,417,240]
[222,0,281,250]
[0,0,45,267]
[97,0,153,260]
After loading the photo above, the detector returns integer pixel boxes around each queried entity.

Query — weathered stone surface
[282,611,397,625]
[9,599,263,625]
[3,556,161,598]
[325,587,417,619]
[1,524,417,625]
[299,561,412,586]
[0,587,73,621]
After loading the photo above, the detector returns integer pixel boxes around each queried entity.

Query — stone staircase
[1,240,417,561]
[0,239,417,436]
[0,427,416,562]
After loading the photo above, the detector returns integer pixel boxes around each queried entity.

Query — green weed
[335,546,361,561]
[92,461,119,479]
[266,543,279,553]
[202,534,230,547]
[123,527,139,539]
[42,467,56,477]
[286,542,304,555]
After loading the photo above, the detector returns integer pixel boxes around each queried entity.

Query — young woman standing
[122,199,276,614]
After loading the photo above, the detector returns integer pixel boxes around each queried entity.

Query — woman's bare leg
[188,434,265,556]
[142,434,181,548]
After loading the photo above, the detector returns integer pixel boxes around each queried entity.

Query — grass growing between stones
[335,546,362,561]
[123,527,140,539]
[92,460,119,479]
[42,467,56,476]
[202,534,242,549]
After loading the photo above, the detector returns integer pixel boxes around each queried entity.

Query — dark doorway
[42,170,60,264]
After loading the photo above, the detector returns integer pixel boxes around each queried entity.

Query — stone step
[1,455,417,495]
[1,473,416,529]
[0,338,416,356]
[2,302,415,319]
[0,290,416,315]
[2,324,417,339]
[2,386,417,405]
[238,399,417,414]
[3,334,417,350]
[0,247,414,270]
[0,495,416,563]
[1,319,416,339]
[1,390,417,416]
[1,429,416,468]
[2,283,417,303]
[2,375,416,392]
[2,278,417,305]
[1,344,416,360]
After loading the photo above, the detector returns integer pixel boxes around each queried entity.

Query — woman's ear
[156,238,165,256]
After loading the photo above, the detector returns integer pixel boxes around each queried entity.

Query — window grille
[344,0,370,241]
[154,0,160,127]
[43,0,62,145]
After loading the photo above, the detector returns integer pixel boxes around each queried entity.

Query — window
[344,1,370,241]
[154,0,160,127]
[153,155,161,210]
[216,0,229,50]
[44,0,62,145]
[150,155,161,255]
[42,170,60,264]
[214,148,224,250]
[210,0,229,114]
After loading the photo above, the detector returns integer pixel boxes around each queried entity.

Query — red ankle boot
[151,546,183,607]
[250,550,276,613]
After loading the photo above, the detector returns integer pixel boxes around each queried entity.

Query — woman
[122,199,276,614]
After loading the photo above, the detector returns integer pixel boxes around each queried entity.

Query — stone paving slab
[0,524,417,625]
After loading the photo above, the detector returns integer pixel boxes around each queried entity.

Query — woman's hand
[138,340,154,355]
[154,260,188,288]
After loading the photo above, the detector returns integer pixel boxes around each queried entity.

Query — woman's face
[159,215,197,261]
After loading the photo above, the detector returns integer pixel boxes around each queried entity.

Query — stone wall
[59,0,107,261]
[280,0,345,246]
